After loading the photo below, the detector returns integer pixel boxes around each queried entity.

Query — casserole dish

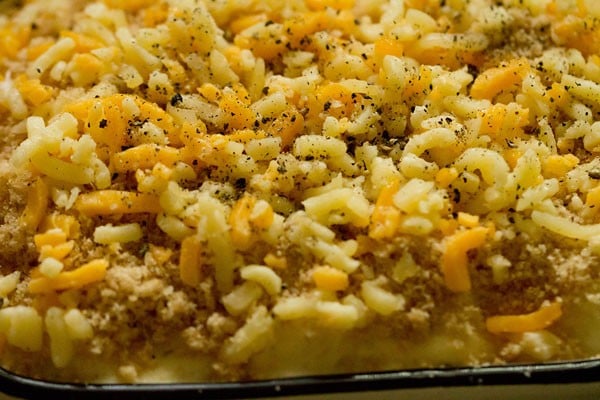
[0,0,599,396]
[0,358,599,399]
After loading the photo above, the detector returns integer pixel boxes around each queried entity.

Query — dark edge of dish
[0,358,599,400]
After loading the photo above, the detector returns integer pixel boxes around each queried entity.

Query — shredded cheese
[441,227,489,293]
[486,302,563,334]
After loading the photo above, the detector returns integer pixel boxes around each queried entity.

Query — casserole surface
[0,0,598,385]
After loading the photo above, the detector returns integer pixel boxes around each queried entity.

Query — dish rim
[1,358,598,400]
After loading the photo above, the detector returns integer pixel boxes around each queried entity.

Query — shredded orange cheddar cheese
[441,226,489,293]
[39,241,75,261]
[585,185,600,209]
[74,191,162,216]
[471,58,530,99]
[111,144,181,173]
[486,302,563,334]
[369,178,401,240]
[542,154,579,178]
[34,229,67,249]
[312,266,349,291]
[0,25,29,59]
[263,253,288,270]
[14,75,53,106]
[28,259,109,294]
[40,214,80,239]
[435,168,458,188]
[229,194,256,250]
[179,235,203,287]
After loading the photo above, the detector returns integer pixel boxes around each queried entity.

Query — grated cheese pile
[0,0,599,383]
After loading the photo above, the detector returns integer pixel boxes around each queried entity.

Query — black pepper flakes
[170,93,183,106]
[452,188,461,203]
[234,177,247,189]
